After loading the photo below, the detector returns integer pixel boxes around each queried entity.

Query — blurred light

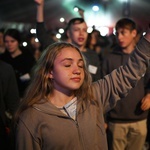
[113,28,116,35]
[60,17,65,22]
[87,27,93,33]
[92,5,99,11]
[35,38,39,42]
[86,13,111,27]
[30,28,36,34]
[99,26,109,36]
[118,0,128,2]
[74,6,79,12]
[56,33,61,39]
[22,42,27,47]
[59,28,64,34]
[143,32,146,36]
[74,6,84,12]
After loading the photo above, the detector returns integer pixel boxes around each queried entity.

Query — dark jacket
[0,51,36,97]
[0,60,19,125]
[102,46,150,123]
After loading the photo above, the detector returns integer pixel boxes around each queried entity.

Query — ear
[48,71,53,79]
[66,30,70,38]
[132,29,137,38]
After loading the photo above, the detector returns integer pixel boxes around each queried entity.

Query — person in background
[86,29,109,76]
[86,29,109,54]
[35,0,102,81]
[102,18,150,150]
[15,29,150,150]
[0,28,36,98]
[0,28,6,54]
[0,60,20,150]
[27,34,42,61]
[65,18,102,80]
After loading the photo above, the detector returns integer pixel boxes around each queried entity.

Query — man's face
[116,28,137,49]
[67,21,88,48]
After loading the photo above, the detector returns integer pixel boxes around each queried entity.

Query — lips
[7,47,14,51]
[71,77,81,82]
[119,41,124,45]
[78,38,84,42]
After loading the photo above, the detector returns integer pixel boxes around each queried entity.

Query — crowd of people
[0,0,150,149]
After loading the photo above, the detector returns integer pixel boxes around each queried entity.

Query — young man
[102,18,150,150]
[35,0,102,81]
[65,18,102,81]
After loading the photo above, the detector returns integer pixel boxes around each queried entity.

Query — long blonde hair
[15,42,93,121]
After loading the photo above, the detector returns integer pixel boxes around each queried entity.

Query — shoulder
[18,107,41,132]
[0,60,14,74]
[20,50,36,63]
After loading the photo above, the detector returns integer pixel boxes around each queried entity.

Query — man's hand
[141,93,150,111]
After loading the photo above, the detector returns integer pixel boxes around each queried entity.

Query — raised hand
[34,0,44,5]
[141,93,150,111]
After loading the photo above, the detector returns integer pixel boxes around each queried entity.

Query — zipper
[61,116,86,150]
[74,119,86,150]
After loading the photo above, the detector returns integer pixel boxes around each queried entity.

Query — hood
[33,100,66,117]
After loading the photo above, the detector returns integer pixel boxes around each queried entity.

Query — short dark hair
[66,18,85,30]
[115,18,137,31]
[4,28,21,43]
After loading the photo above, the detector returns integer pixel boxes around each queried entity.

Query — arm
[34,0,54,49]
[34,0,44,22]
[16,119,41,150]
[93,30,150,113]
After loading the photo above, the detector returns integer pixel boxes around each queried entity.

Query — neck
[48,89,75,107]
[122,44,135,54]
[79,46,87,52]
[11,48,22,58]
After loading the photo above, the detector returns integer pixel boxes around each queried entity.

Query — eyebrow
[60,58,83,62]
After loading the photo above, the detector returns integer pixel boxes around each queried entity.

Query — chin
[71,86,81,90]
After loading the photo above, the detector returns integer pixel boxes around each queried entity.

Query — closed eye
[64,64,71,67]
[78,65,83,68]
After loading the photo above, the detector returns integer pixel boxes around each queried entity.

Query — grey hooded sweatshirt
[16,37,150,150]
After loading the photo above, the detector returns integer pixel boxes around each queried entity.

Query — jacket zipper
[74,119,86,150]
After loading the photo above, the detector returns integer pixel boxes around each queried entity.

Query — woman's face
[49,47,85,95]
[4,35,19,53]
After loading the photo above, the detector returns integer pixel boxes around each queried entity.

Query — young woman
[0,29,36,98]
[15,31,150,150]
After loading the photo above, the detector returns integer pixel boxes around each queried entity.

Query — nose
[73,65,81,74]
[79,30,84,36]
[117,33,122,41]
